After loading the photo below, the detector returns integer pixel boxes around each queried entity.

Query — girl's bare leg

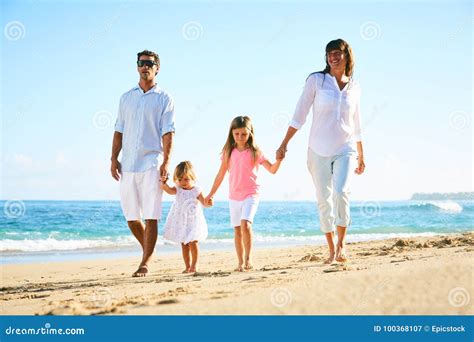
[241,220,253,270]
[189,241,199,272]
[324,231,336,264]
[234,226,244,271]
[181,243,191,273]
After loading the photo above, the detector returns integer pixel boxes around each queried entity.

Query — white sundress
[163,186,208,244]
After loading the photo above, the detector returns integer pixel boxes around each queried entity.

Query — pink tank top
[225,148,266,201]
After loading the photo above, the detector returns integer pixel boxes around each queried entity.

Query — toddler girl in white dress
[162,161,211,273]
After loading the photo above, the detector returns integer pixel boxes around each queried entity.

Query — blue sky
[1,0,472,201]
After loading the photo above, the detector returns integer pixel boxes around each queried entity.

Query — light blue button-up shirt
[114,84,175,172]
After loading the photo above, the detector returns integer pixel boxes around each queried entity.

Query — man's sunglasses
[137,60,158,68]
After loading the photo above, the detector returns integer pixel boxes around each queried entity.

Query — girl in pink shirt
[205,116,282,271]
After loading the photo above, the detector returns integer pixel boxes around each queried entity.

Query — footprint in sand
[209,295,226,299]
[95,307,126,314]
[209,290,231,299]
[155,278,174,283]
[323,265,350,273]
[298,253,322,262]
[45,301,88,315]
[19,293,50,299]
[241,276,267,283]
[390,256,411,263]
[193,271,231,277]
[157,298,179,305]
[260,266,288,271]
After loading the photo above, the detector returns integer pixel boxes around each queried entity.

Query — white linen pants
[307,148,356,233]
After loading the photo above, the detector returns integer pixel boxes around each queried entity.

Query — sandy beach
[1,233,472,315]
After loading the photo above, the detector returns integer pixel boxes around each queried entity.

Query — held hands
[159,161,170,190]
[355,156,365,175]
[111,159,121,181]
[159,179,167,190]
[159,162,169,182]
[276,144,287,161]
[204,195,214,207]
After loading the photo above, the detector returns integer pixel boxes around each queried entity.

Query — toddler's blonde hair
[173,161,197,183]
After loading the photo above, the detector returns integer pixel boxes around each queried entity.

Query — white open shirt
[114,85,175,172]
[290,72,362,157]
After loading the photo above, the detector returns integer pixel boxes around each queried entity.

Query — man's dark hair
[137,50,160,68]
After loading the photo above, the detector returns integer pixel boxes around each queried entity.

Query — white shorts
[229,195,260,227]
[119,168,163,221]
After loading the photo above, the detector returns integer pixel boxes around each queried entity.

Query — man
[111,50,175,277]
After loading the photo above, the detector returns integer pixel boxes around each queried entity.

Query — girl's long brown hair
[222,116,260,166]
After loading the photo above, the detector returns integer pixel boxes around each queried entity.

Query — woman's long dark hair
[308,38,355,87]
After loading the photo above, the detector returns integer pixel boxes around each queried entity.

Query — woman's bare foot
[182,268,191,273]
[335,245,348,263]
[244,262,253,271]
[132,265,148,277]
[189,266,196,273]
[324,251,335,264]
[234,265,244,272]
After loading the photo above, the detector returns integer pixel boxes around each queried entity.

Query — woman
[277,38,365,264]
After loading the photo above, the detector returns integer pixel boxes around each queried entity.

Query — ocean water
[0,200,472,263]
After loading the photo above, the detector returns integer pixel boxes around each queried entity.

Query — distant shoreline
[411,192,473,200]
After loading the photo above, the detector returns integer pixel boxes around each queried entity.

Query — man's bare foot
[132,265,148,277]
[335,245,348,263]
[324,251,335,264]
[234,265,244,272]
